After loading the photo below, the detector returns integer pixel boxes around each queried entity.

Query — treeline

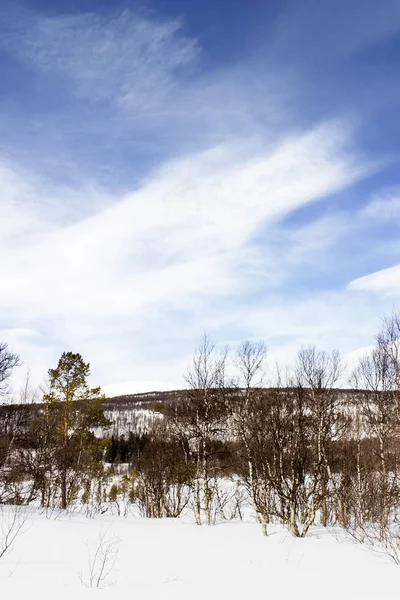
[0,311,400,548]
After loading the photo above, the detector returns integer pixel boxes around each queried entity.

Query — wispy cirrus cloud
[361,187,400,221]
[3,8,198,111]
[0,121,365,318]
[0,119,370,389]
[349,265,400,297]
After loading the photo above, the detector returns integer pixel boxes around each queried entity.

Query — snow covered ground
[0,506,399,599]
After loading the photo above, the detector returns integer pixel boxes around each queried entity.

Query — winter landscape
[2,317,400,599]
[2,0,400,597]
[2,507,400,600]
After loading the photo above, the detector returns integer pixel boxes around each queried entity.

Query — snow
[1,506,399,599]
[103,407,161,436]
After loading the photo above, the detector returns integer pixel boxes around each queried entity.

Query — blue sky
[1,0,400,395]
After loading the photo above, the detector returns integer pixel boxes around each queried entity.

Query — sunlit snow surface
[0,505,398,599]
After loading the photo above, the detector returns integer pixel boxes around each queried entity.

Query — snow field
[0,506,399,599]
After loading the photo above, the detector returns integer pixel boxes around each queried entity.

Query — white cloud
[5,9,198,111]
[224,287,394,387]
[0,328,40,339]
[2,3,398,397]
[348,264,400,296]
[361,187,400,221]
[1,121,365,318]
[0,119,370,391]
[344,344,377,374]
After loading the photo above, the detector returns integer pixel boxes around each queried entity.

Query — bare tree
[234,340,267,391]
[183,334,229,525]
[231,341,270,534]
[0,342,20,398]
[134,425,190,519]
[296,346,343,526]
[0,403,33,503]
[0,505,30,558]
[353,344,400,532]
[80,529,119,589]
[18,369,39,404]
[268,379,319,538]
[236,354,342,538]
[377,309,400,389]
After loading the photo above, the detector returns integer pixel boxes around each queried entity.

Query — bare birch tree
[353,344,399,532]
[0,342,20,398]
[296,346,342,526]
[231,341,270,534]
[184,334,229,525]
